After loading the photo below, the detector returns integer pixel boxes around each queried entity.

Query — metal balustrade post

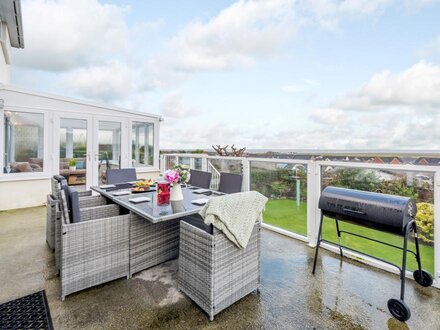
[241,159,250,192]
[160,154,166,174]
[201,156,208,171]
[307,161,321,246]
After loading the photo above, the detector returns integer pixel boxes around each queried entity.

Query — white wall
[0,178,50,210]
[0,23,11,84]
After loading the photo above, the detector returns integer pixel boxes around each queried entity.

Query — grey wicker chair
[46,194,58,251]
[50,177,109,270]
[59,190,130,300]
[178,216,261,321]
[47,177,88,252]
[129,213,180,277]
[218,172,243,194]
[189,170,212,189]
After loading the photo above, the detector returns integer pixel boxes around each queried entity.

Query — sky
[10,0,440,150]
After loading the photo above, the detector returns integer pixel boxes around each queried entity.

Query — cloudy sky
[11,0,440,150]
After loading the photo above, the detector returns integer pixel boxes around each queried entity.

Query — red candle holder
[157,181,170,205]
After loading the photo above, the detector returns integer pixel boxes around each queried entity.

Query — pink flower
[164,169,180,183]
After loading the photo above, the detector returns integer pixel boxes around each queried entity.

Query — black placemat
[0,290,53,330]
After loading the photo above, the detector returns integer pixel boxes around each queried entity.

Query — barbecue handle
[343,208,366,215]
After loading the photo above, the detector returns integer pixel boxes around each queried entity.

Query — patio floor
[0,207,439,330]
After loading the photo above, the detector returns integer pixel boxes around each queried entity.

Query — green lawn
[263,199,434,274]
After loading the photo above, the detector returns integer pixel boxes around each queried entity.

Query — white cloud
[310,108,346,124]
[14,0,130,71]
[160,92,198,118]
[302,0,394,29]
[333,61,440,111]
[64,61,135,101]
[282,79,319,93]
[169,0,298,71]
[303,61,440,149]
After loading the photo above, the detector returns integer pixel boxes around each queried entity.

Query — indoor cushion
[11,162,33,173]
[76,160,85,169]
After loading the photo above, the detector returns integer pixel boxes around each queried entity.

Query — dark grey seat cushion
[61,184,81,223]
[106,168,137,184]
[68,186,81,223]
[53,174,66,183]
[189,170,212,189]
[218,172,243,194]
[182,214,213,235]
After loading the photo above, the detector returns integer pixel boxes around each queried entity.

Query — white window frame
[92,116,129,187]
[129,119,159,172]
[0,107,51,181]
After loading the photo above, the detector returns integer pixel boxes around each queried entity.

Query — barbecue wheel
[387,298,411,322]
[413,269,433,287]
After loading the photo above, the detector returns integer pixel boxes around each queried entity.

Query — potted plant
[68,159,77,171]
[164,164,190,201]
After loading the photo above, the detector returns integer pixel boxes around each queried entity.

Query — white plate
[129,197,151,203]
[112,191,130,196]
[193,189,210,194]
[191,198,209,205]
[99,184,116,189]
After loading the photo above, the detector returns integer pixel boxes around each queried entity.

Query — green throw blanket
[199,191,268,249]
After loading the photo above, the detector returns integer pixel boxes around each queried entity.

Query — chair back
[59,190,71,224]
[218,172,243,194]
[60,184,81,223]
[189,170,212,189]
[52,175,67,198]
[106,168,137,184]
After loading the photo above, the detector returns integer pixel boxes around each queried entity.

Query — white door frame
[91,116,129,186]
[53,113,94,188]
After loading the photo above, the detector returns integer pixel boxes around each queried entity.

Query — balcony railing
[160,153,440,289]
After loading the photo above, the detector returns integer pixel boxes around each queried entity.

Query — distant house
[416,158,440,166]
[371,157,385,164]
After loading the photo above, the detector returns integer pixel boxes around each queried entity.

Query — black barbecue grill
[312,186,433,322]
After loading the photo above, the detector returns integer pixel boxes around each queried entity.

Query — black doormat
[0,290,53,330]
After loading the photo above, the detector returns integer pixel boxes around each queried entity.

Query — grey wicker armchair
[59,190,130,300]
[49,176,105,236]
[50,177,110,270]
[178,216,261,321]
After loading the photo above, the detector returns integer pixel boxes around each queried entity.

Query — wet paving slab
[0,206,439,329]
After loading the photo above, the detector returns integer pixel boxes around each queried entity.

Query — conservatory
[0,85,161,210]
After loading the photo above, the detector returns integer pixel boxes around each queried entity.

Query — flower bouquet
[164,165,190,201]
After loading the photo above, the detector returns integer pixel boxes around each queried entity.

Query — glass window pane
[4,111,44,173]
[99,121,121,185]
[321,167,435,274]
[179,157,190,167]
[194,158,202,170]
[250,161,308,236]
[132,122,154,167]
[208,159,242,174]
[59,118,87,187]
